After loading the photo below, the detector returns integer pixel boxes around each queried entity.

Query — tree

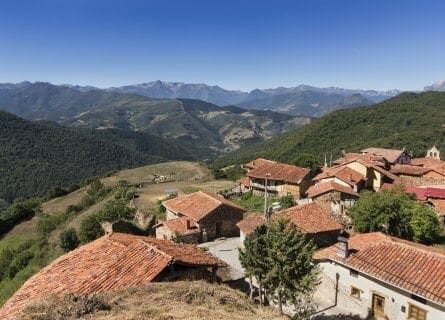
[348,189,441,244]
[264,219,320,315]
[239,224,269,304]
[87,178,105,196]
[240,219,320,315]
[60,227,80,252]
[291,153,320,172]
[79,213,104,243]
[279,195,295,209]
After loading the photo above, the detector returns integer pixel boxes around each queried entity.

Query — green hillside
[214,92,445,167]
[0,111,197,202]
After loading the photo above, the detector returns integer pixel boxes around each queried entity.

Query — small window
[350,286,361,300]
[408,304,427,320]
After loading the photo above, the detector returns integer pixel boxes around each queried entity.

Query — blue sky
[0,0,444,91]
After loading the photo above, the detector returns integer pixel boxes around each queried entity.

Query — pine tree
[239,224,268,304]
[263,219,320,315]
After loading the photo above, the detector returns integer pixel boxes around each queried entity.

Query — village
[1,146,445,320]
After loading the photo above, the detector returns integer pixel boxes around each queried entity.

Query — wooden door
[372,293,385,317]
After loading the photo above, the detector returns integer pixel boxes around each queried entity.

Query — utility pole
[264,173,271,222]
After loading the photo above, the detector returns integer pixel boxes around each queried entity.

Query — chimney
[337,236,349,258]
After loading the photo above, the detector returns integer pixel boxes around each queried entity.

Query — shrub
[59,228,80,252]
[79,214,104,243]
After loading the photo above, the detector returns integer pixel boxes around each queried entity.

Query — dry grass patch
[20,281,285,320]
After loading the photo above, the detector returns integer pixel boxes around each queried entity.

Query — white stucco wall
[315,261,445,320]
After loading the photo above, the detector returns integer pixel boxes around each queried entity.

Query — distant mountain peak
[424,80,445,91]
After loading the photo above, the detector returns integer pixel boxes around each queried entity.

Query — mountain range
[214,91,445,168]
[0,82,309,153]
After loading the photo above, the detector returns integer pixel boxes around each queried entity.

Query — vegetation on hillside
[348,188,441,244]
[0,110,196,202]
[214,92,445,168]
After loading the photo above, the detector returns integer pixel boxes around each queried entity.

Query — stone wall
[198,205,244,241]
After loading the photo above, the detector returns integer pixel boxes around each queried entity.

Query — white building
[313,232,445,320]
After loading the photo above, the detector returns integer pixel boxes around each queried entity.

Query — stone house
[245,160,312,199]
[0,233,224,320]
[313,232,445,320]
[237,203,342,247]
[313,165,367,193]
[390,164,445,186]
[158,191,245,242]
[306,181,359,226]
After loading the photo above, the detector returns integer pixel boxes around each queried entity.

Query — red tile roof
[314,166,366,186]
[244,158,277,170]
[158,216,201,235]
[236,213,266,236]
[247,162,310,184]
[390,164,445,177]
[163,191,245,222]
[333,153,387,167]
[411,157,444,167]
[0,233,222,320]
[307,181,359,198]
[315,232,445,305]
[430,199,445,216]
[237,176,250,187]
[237,203,341,236]
[405,186,445,201]
[361,147,407,164]
[279,203,342,234]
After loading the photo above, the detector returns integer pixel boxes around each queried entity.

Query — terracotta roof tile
[244,158,277,170]
[430,199,445,216]
[390,164,445,177]
[247,162,310,184]
[237,176,250,187]
[361,147,406,164]
[157,216,201,235]
[0,233,222,320]
[237,203,341,236]
[406,186,445,201]
[315,232,445,305]
[163,191,245,222]
[314,166,365,186]
[236,214,266,235]
[307,181,358,198]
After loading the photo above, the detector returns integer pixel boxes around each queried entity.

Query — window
[408,304,427,320]
[350,286,361,300]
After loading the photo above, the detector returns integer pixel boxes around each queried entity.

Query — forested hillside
[0,111,197,201]
[214,92,445,167]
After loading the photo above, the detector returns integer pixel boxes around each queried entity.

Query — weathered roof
[0,233,222,320]
[405,185,445,201]
[333,153,387,167]
[314,166,366,186]
[361,147,407,164]
[247,162,310,184]
[244,158,277,170]
[411,157,444,167]
[279,203,342,234]
[430,199,445,216]
[236,203,341,236]
[236,213,266,236]
[163,191,245,222]
[157,216,201,235]
[390,164,431,176]
[237,176,250,187]
[315,232,445,306]
[307,181,359,198]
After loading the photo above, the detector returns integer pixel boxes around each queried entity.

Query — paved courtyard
[199,237,245,280]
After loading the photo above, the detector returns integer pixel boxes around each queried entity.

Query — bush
[45,186,68,201]
[8,251,34,279]
[348,189,441,244]
[279,195,295,209]
[223,165,247,181]
[59,228,80,252]
[79,214,104,243]
[86,179,105,196]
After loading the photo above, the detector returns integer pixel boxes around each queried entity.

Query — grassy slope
[0,162,235,306]
[20,281,285,320]
[214,92,445,167]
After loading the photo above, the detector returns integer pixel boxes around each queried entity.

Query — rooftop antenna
[324,154,328,167]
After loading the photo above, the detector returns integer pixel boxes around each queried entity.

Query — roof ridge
[385,237,445,259]
[139,239,175,262]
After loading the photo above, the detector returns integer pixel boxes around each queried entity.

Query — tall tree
[239,224,268,304]
[263,219,320,315]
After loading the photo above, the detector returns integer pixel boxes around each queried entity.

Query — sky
[0,0,444,91]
